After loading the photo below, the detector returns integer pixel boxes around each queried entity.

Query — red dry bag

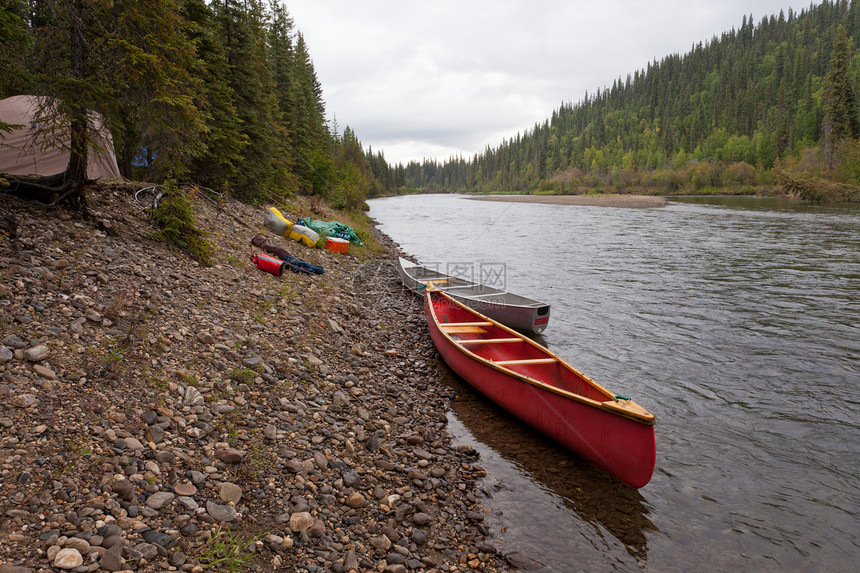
[251,253,285,277]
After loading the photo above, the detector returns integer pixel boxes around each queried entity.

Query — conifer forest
[3,0,860,205]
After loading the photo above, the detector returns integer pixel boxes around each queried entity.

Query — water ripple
[370,194,860,572]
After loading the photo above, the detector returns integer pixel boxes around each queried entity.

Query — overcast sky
[285,1,820,165]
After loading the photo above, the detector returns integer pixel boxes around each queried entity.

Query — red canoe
[425,289,656,488]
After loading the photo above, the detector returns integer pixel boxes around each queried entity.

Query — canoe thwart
[493,358,558,366]
[441,326,488,334]
[458,338,522,345]
[441,321,493,327]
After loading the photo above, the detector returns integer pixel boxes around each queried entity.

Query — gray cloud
[286,1,818,164]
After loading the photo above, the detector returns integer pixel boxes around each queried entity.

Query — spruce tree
[181,0,248,189]
[109,0,210,181]
[824,24,859,157]
[214,0,290,201]
[0,0,32,103]
[288,33,331,195]
[8,0,208,206]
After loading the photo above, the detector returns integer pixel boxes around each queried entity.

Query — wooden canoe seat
[493,358,558,366]
[441,325,487,334]
[458,338,522,345]
[440,321,493,335]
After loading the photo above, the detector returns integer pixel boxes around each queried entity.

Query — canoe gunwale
[427,290,655,426]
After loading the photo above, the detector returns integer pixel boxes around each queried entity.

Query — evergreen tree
[109,0,210,181]
[181,0,248,189]
[268,0,295,118]
[0,0,32,104]
[824,24,859,156]
[214,0,290,201]
[288,32,331,195]
[8,0,208,206]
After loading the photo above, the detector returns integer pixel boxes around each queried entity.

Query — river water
[368,194,860,572]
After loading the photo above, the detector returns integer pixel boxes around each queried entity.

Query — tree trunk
[66,0,89,210]
[2,0,91,210]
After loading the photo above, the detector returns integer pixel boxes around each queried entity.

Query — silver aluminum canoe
[398,257,551,334]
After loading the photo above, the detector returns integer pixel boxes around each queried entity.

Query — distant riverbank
[468,194,667,208]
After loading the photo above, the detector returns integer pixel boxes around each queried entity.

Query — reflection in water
[440,361,656,570]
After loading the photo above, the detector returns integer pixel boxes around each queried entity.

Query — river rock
[505,552,546,570]
[218,482,242,503]
[264,424,277,440]
[475,540,497,554]
[52,548,83,570]
[206,501,237,522]
[31,364,55,379]
[183,386,204,406]
[2,335,27,349]
[411,529,429,546]
[123,437,144,451]
[173,483,197,496]
[141,530,175,547]
[23,345,49,362]
[0,190,509,573]
[134,542,158,561]
[197,331,215,344]
[100,543,125,572]
[113,479,135,500]
[284,459,304,473]
[145,491,174,510]
[63,538,89,555]
[342,469,360,487]
[370,535,391,552]
[289,512,313,532]
[147,425,165,443]
[215,447,245,463]
[11,394,36,408]
[345,492,366,508]
[313,451,328,470]
[177,496,198,511]
[308,519,326,538]
[344,550,359,571]
[0,565,34,573]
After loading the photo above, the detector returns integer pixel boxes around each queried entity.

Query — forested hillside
[1,0,380,210]
[5,1,860,207]
[377,0,860,201]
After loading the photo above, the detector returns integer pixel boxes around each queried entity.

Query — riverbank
[0,187,514,572]
[468,194,667,208]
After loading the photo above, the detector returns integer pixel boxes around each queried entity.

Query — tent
[0,95,121,179]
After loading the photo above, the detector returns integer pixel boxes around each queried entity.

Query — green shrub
[145,181,215,266]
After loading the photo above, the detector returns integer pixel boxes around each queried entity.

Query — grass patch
[224,254,246,268]
[227,367,256,386]
[198,527,260,572]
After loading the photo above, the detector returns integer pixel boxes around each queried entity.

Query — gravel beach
[0,187,513,573]
[468,194,667,208]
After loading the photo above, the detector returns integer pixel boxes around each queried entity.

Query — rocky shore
[0,187,511,573]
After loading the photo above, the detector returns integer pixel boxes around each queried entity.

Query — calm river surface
[368,194,860,572]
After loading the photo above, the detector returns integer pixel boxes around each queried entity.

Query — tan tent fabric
[0,95,121,179]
